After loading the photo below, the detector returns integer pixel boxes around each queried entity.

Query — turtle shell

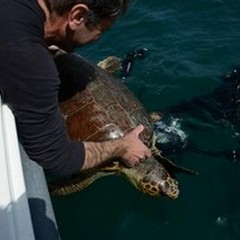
[56,53,154,147]
[51,53,191,199]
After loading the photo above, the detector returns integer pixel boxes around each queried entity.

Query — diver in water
[121,48,149,79]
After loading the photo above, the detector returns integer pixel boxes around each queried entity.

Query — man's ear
[68,4,89,30]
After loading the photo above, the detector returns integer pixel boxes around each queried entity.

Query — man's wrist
[81,139,125,170]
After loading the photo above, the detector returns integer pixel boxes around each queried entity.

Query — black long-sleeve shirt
[0,0,85,176]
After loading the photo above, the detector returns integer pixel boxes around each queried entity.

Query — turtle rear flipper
[48,161,122,196]
[48,170,116,196]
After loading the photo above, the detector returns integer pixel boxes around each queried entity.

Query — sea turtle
[48,53,197,199]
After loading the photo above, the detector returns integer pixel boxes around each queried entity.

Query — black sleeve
[0,41,85,176]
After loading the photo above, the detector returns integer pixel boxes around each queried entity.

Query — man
[0,0,151,176]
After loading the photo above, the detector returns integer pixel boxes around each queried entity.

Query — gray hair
[44,0,129,26]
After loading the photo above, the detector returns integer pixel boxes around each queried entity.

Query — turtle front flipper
[152,148,199,176]
[150,132,198,176]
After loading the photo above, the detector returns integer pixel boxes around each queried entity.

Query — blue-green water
[51,1,240,239]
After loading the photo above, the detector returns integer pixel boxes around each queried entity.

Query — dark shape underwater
[169,67,240,127]
[157,65,240,162]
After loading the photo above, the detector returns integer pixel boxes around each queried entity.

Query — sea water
[51,1,240,239]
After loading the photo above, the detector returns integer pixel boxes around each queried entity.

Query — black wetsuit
[0,0,85,176]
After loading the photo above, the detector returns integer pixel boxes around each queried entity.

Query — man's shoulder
[0,0,45,47]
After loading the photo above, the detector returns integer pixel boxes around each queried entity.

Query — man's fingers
[145,149,151,158]
[133,124,144,136]
[121,124,152,168]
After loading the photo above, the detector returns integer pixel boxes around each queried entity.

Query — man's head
[43,0,129,51]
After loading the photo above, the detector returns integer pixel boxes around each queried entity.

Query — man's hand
[48,45,67,57]
[82,125,151,170]
[119,125,151,167]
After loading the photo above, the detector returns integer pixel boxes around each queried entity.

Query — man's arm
[0,42,86,176]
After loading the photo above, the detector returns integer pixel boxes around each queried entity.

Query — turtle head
[123,157,179,199]
[138,166,179,199]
